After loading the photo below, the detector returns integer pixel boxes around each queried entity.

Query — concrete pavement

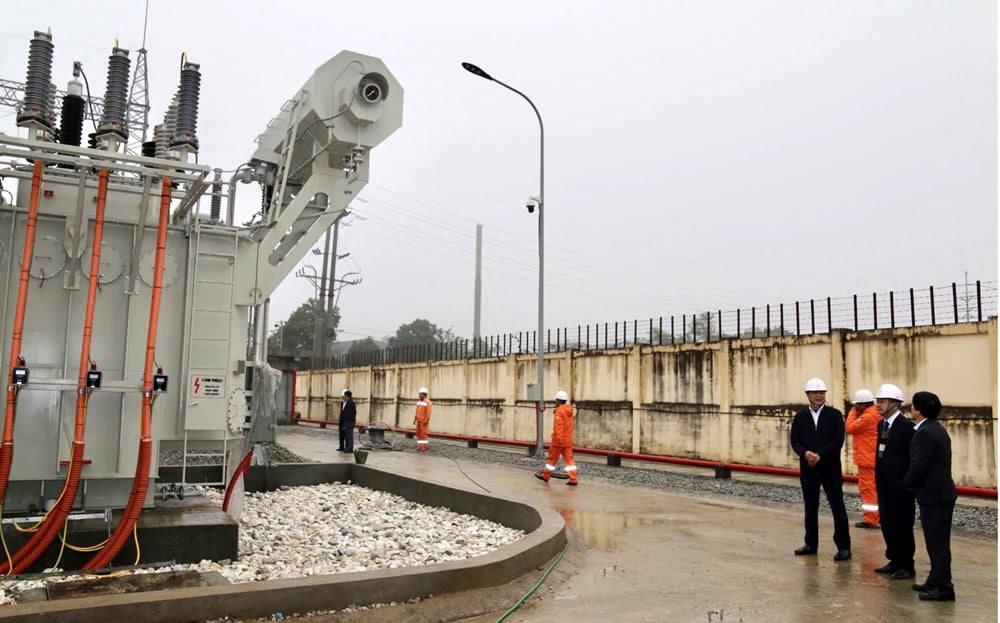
[277,427,998,623]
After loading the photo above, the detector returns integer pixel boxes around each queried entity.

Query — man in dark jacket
[339,390,357,452]
[904,391,957,602]
[873,383,916,580]
[790,377,851,561]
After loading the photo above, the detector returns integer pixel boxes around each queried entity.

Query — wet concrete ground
[278,428,998,623]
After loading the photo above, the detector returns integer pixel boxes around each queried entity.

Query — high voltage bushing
[58,78,85,147]
[17,30,56,130]
[98,47,131,139]
[171,61,201,151]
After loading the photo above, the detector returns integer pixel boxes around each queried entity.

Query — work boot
[567,480,578,486]
[534,471,549,483]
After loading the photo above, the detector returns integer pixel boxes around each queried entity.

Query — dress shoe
[874,563,897,574]
[794,545,817,556]
[918,585,956,601]
[833,549,852,561]
[854,521,879,529]
[891,568,916,580]
[912,582,931,592]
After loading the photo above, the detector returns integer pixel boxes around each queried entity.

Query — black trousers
[878,486,915,569]
[800,468,851,550]
[339,422,355,452]
[919,502,954,587]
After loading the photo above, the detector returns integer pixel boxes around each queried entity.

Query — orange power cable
[2,168,110,575]
[85,177,171,569]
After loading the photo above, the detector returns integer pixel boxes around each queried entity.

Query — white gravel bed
[0,481,524,606]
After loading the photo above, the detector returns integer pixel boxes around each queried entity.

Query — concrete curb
[0,463,566,622]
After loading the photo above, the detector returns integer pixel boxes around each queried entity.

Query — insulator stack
[210,169,223,221]
[58,79,85,147]
[170,61,201,151]
[97,47,131,140]
[17,30,56,130]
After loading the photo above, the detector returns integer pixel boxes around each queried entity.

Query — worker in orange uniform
[846,388,883,529]
[414,387,431,452]
[535,390,578,486]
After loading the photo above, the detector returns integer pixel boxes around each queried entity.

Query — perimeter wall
[295,320,998,488]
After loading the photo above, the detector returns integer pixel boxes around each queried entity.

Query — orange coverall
[540,402,577,484]
[846,403,882,526]
[414,396,431,451]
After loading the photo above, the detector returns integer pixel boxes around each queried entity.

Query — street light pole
[462,62,546,459]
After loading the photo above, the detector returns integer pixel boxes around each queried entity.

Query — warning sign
[190,375,226,398]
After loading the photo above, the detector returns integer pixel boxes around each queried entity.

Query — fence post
[910,289,916,326]
[737,308,741,337]
[718,310,722,341]
[810,299,815,335]
[890,291,895,328]
[659,317,663,345]
[873,292,878,330]
[751,307,756,339]
[826,297,832,333]
[634,319,638,345]
[682,315,687,343]
[766,305,771,338]
[853,294,858,331]
[930,286,936,325]
[977,281,983,321]
[779,304,785,337]
[671,316,675,344]
[952,282,959,323]
[795,301,801,335]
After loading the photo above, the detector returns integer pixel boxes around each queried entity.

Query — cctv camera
[526,202,535,213]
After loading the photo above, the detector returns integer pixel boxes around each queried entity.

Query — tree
[348,337,380,353]
[388,318,455,347]
[268,298,340,352]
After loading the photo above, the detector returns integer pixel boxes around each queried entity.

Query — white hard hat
[342,389,349,396]
[853,389,874,403]
[875,383,904,402]
[555,390,569,401]
[804,378,827,392]
[418,387,428,395]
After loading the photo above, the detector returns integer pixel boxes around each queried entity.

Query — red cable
[84,177,172,570]
[0,160,45,505]
[2,168,110,574]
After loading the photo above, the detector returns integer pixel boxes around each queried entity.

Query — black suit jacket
[340,399,357,425]
[904,419,958,505]
[790,404,845,474]
[875,414,915,491]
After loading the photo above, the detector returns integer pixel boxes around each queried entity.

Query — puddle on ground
[558,509,670,552]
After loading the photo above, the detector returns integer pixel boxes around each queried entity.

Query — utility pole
[473,224,483,349]
[324,218,341,369]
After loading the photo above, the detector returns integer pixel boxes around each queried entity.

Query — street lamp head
[461,62,493,81]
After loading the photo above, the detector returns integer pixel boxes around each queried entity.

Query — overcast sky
[1,1,996,343]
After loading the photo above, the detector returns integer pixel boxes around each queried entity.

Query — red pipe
[222,448,255,514]
[292,419,999,500]
[0,160,45,504]
[3,168,110,574]
[84,177,172,570]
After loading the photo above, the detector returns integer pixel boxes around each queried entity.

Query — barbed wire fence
[330,280,998,369]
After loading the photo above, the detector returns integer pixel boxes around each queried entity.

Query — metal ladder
[180,224,240,486]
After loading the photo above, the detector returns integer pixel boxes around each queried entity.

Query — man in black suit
[873,383,916,580]
[339,390,357,452]
[790,377,851,561]
[904,391,957,602]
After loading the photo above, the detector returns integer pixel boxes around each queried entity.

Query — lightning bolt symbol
[194,378,201,394]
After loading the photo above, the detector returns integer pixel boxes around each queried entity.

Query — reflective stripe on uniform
[417,401,428,406]
[545,464,557,471]
[417,440,428,445]
[564,465,577,471]
[861,503,879,511]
